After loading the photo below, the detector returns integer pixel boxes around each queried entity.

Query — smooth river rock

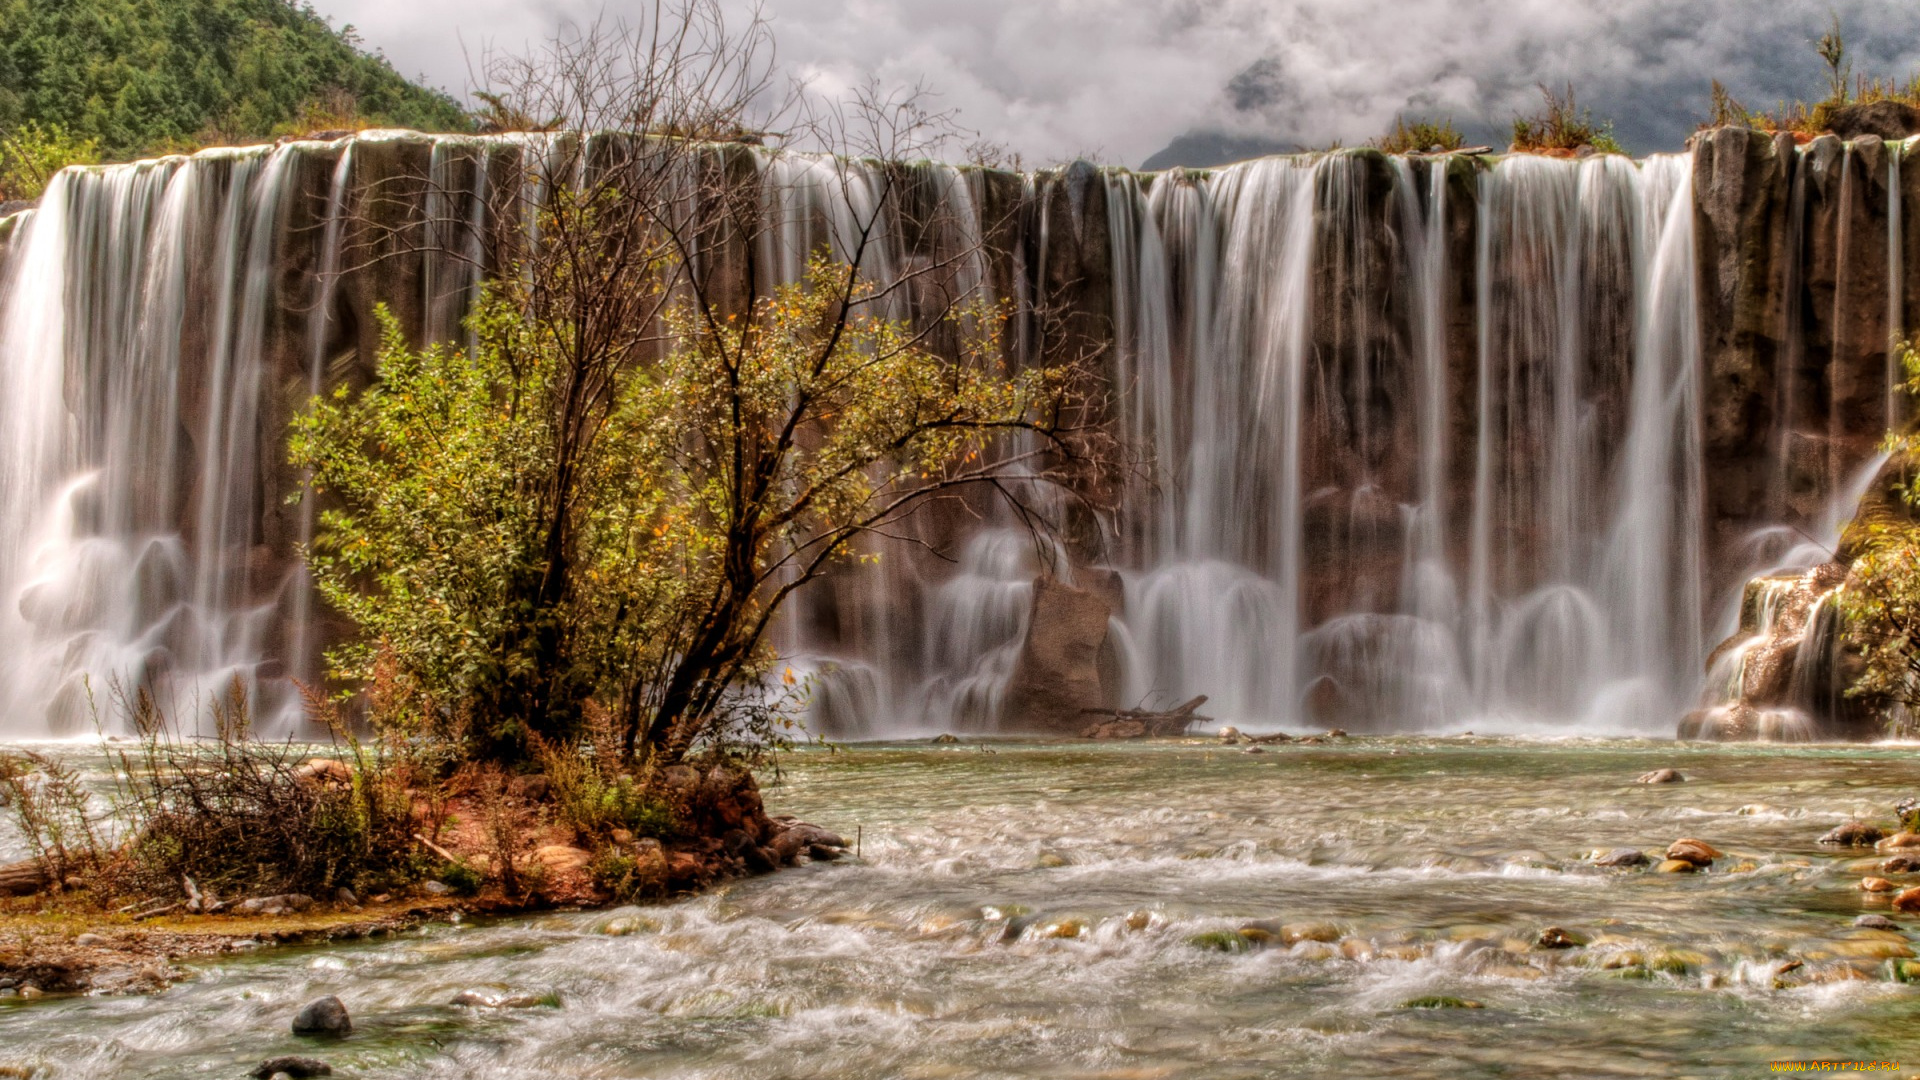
[1666,839,1721,866]
[1636,769,1685,784]
[291,995,351,1036]
[1595,848,1650,868]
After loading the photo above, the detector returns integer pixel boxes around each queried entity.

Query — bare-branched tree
[299,0,1112,764]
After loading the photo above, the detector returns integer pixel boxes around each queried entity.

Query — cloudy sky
[323,0,1920,166]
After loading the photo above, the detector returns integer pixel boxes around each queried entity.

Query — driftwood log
[1079,695,1212,739]
[0,857,51,896]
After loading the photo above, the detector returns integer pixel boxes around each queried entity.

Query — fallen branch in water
[1079,695,1212,738]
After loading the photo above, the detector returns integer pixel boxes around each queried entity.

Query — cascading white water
[0,149,300,734]
[0,135,1898,739]
[1095,151,1706,733]
[0,136,499,737]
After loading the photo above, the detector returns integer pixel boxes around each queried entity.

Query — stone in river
[1876,832,1920,850]
[1636,769,1685,784]
[1536,926,1585,949]
[1855,914,1902,930]
[1279,922,1342,945]
[1657,859,1699,874]
[291,995,351,1036]
[1595,848,1650,868]
[1665,839,1721,866]
[251,1057,332,1079]
[1861,876,1898,892]
[1885,853,1920,874]
[1820,821,1885,846]
[1895,887,1920,914]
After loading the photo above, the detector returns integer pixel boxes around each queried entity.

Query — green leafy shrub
[0,121,99,200]
[438,858,484,896]
[537,732,681,844]
[1842,341,1920,736]
[588,849,666,903]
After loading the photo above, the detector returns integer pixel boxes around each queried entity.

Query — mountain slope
[0,0,469,159]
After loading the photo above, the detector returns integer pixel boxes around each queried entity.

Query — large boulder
[1000,576,1114,732]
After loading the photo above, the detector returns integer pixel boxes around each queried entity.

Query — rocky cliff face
[1689,130,1920,739]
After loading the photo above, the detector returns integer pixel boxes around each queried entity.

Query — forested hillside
[0,0,469,173]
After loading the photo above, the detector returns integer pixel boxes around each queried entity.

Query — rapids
[7,737,1920,1076]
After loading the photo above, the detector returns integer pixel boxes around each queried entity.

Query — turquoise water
[6,737,1920,1077]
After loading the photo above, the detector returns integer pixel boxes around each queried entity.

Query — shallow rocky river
[7,737,1920,1077]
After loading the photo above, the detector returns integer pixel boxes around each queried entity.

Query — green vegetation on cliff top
[0,0,469,163]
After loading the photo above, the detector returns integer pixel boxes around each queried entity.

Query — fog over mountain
[329,0,1920,166]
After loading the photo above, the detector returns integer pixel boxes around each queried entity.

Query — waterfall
[0,150,304,734]
[0,133,1905,739]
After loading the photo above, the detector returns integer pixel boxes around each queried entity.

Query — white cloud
[320,0,1920,165]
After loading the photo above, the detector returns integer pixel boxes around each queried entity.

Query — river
[5,737,1920,1077]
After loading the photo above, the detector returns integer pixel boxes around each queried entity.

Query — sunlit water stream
[7,737,1920,1077]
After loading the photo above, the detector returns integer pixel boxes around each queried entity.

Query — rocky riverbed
[7,736,1920,1077]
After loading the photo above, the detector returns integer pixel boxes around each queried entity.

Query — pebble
[1861,876,1898,892]
[1657,859,1698,874]
[1884,853,1920,873]
[1897,887,1920,914]
[1665,838,1721,866]
[1595,848,1650,868]
[1855,914,1902,930]
[1636,769,1685,784]
[1877,832,1920,851]
[291,995,351,1037]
